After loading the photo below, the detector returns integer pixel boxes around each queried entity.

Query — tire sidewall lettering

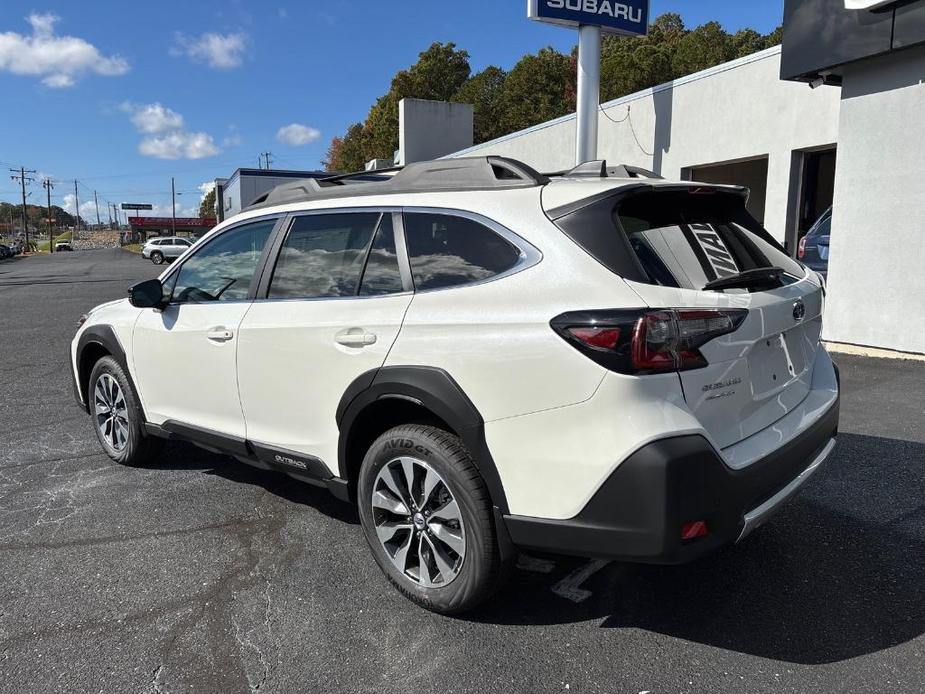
[383,437,432,459]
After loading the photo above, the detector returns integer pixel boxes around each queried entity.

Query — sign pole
[528,0,648,165]
[575,23,602,165]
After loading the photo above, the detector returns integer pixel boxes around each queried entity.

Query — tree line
[0,201,82,233]
[324,14,782,173]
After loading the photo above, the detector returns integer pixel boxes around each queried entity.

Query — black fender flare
[74,324,146,419]
[336,366,509,514]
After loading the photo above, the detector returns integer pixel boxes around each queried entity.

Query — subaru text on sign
[528,0,649,36]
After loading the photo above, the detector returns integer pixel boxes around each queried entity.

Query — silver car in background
[141,237,194,264]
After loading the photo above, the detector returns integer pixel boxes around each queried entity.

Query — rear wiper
[703,267,784,291]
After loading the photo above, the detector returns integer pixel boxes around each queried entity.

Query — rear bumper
[503,389,839,564]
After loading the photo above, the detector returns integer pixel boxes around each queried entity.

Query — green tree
[341,123,372,173]
[731,28,765,59]
[501,47,574,133]
[453,66,508,143]
[672,21,734,76]
[764,25,783,47]
[364,42,472,162]
[199,188,216,218]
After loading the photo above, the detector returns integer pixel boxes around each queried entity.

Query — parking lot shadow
[153,440,360,525]
[471,432,924,665]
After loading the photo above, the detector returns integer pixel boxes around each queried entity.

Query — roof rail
[244,156,549,211]
[556,160,664,180]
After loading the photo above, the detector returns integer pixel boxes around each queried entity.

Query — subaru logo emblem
[793,300,806,322]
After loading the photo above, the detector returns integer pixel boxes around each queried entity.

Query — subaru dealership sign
[528,0,649,36]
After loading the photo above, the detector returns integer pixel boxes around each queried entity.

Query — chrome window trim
[400,206,543,294]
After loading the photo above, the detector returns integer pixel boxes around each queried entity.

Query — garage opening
[683,157,770,225]
[784,146,837,256]
[799,147,837,236]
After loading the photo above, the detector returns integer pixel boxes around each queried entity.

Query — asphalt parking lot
[0,249,922,693]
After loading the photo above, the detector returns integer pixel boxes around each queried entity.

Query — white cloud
[121,102,221,160]
[223,132,243,147]
[119,102,184,133]
[276,123,321,146]
[61,193,100,221]
[0,13,129,88]
[171,31,248,69]
[198,181,216,202]
[139,131,220,160]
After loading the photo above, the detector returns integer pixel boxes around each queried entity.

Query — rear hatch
[549,183,823,450]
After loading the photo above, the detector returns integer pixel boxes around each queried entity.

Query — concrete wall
[400,98,473,165]
[449,47,841,243]
[824,44,925,354]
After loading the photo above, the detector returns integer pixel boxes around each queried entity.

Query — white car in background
[71,157,840,614]
[141,236,194,264]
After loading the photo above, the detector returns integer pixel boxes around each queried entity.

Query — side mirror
[128,279,167,309]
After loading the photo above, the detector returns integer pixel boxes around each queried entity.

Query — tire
[88,356,163,467]
[358,424,508,614]
[151,251,164,265]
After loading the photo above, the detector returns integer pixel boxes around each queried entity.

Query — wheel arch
[75,325,146,420]
[336,366,509,514]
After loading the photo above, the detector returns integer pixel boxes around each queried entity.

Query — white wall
[824,45,925,354]
[449,47,841,243]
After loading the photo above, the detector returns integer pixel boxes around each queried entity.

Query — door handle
[207,327,234,342]
[335,330,377,347]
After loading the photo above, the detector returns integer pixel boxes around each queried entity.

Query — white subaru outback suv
[71,157,839,614]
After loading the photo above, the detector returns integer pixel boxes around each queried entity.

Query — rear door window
[358,215,404,296]
[268,212,381,299]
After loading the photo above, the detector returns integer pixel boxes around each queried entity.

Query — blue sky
[0,1,784,219]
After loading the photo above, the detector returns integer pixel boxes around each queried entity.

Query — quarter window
[403,213,522,291]
[268,213,381,299]
[170,219,275,303]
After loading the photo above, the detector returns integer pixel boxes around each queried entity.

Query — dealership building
[444,0,925,356]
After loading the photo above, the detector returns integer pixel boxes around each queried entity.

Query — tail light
[798,236,807,259]
[553,308,747,374]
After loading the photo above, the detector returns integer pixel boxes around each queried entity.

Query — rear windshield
[553,188,805,291]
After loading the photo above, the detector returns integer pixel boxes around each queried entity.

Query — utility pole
[10,167,36,249]
[73,180,80,241]
[107,202,113,229]
[261,151,273,170]
[93,190,101,228]
[42,178,54,253]
[171,177,177,235]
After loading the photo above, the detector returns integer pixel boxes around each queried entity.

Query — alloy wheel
[94,373,129,452]
[371,457,466,587]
